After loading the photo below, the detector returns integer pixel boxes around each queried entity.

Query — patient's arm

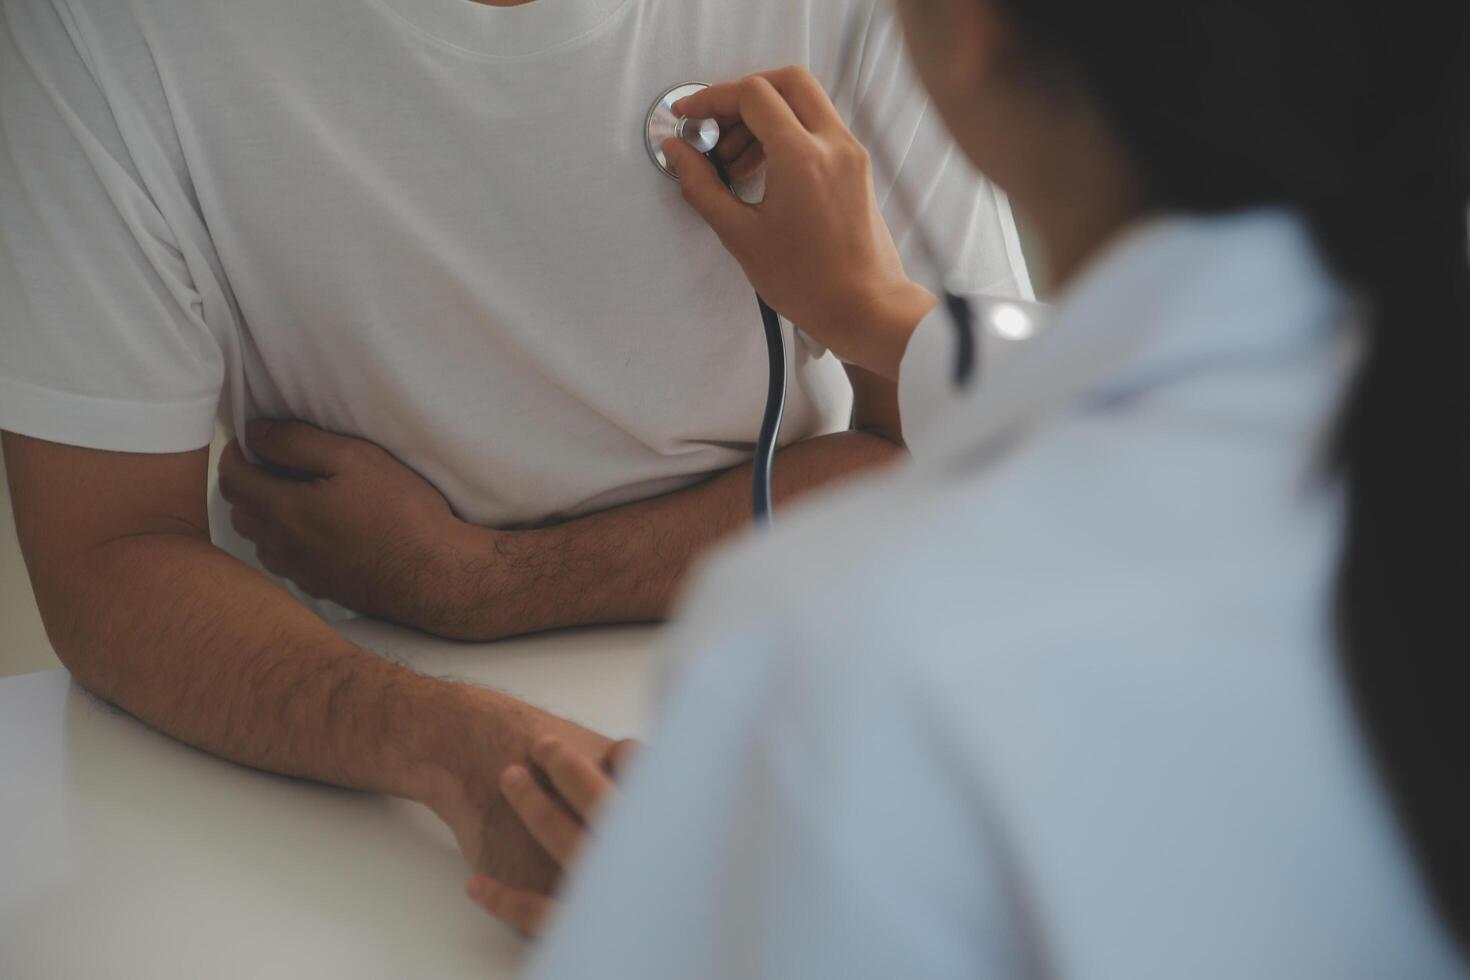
[3,431,609,893]
[220,378,904,641]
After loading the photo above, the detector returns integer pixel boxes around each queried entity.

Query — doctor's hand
[466,736,639,936]
[219,419,491,632]
[666,67,938,381]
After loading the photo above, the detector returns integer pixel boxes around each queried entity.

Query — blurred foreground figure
[504,1,1470,976]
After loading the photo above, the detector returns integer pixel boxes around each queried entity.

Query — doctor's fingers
[714,122,755,162]
[676,67,844,138]
[752,66,847,134]
[466,877,554,936]
[714,124,767,182]
[674,75,810,153]
[245,418,360,478]
[728,142,768,183]
[500,764,585,866]
[603,738,641,780]
[530,736,615,821]
[664,140,757,240]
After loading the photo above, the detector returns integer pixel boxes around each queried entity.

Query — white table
[0,619,662,979]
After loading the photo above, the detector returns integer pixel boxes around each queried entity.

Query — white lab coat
[529,211,1467,979]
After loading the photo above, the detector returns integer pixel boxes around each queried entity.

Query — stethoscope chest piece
[646,82,720,179]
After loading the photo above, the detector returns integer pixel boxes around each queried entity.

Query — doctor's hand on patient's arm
[466,737,639,936]
[665,67,939,383]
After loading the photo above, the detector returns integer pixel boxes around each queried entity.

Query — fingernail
[500,765,527,788]
[467,877,488,899]
[531,735,559,757]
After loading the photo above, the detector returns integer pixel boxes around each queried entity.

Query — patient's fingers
[246,419,355,478]
[500,764,584,866]
[466,876,554,936]
[255,545,294,579]
[218,441,293,515]
[228,503,267,543]
[531,737,612,820]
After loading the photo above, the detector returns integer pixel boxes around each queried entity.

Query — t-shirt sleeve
[0,0,223,452]
[830,3,1033,303]
[529,569,1025,980]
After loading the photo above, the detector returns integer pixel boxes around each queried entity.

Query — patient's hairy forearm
[6,431,588,888]
[439,428,903,639]
[47,530,517,805]
[40,530,596,887]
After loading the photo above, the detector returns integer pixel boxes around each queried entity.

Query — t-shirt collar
[374,0,633,60]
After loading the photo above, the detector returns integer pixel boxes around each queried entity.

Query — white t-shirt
[528,212,1467,979]
[0,0,1029,550]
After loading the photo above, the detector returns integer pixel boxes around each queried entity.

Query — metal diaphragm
[646,82,721,180]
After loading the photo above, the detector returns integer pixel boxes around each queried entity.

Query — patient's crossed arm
[220,370,903,641]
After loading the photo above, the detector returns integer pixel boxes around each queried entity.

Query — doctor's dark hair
[985,0,1470,953]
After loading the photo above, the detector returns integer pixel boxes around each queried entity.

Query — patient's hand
[219,419,486,630]
[467,736,639,936]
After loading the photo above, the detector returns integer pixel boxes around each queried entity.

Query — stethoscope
[646,82,787,528]
[644,80,1044,527]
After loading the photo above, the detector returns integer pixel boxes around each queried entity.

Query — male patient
[0,0,1030,889]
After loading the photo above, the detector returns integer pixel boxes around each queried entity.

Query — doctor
[471,0,1470,974]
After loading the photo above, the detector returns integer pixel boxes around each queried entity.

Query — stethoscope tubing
[648,80,977,528]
